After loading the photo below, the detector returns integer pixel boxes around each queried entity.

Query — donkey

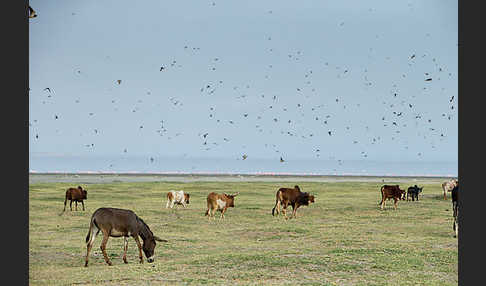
[84,207,167,267]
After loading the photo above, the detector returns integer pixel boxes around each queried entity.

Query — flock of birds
[29,4,457,171]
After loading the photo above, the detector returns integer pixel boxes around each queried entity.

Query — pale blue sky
[29,0,457,169]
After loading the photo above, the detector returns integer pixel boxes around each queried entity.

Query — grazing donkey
[63,186,87,212]
[84,207,167,267]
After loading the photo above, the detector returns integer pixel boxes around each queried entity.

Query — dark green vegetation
[29,181,457,285]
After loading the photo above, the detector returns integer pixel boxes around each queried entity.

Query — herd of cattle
[60,179,459,266]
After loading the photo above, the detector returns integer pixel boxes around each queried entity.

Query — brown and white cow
[442,179,458,200]
[166,190,190,209]
[63,186,88,212]
[379,185,405,210]
[204,192,239,220]
[272,185,315,219]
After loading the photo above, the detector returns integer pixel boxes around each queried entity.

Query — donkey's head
[142,235,166,263]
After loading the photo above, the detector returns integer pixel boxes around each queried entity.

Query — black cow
[406,185,423,201]
[451,184,459,238]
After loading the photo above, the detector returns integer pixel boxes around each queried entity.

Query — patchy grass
[29,181,457,285]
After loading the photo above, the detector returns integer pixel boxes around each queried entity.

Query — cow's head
[418,187,423,193]
[223,192,239,207]
[184,193,190,204]
[400,189,406,200]
[297,192,315,205]
[81,189,88,200]
[294,185,301,192]
[308,194,315,204]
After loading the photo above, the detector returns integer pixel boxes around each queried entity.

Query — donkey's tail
[85,214,96,243]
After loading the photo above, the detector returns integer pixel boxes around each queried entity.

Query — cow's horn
[233,192,240,196]
[154,235,168,242]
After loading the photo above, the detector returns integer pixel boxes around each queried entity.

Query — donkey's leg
[84,229,99,267]
[100,230,112,266]
[133,235,144,264]
[122,236,129,264]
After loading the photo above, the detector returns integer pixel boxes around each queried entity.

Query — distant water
[29,155,457,177]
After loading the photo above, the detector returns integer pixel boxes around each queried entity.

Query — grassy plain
[29,179,457,285]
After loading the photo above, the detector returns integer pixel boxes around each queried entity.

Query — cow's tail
[378,186,385,205]
[272,190,282,216]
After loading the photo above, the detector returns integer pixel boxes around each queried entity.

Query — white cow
[166,190,190,208]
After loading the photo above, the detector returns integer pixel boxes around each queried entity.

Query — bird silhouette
[117,80,121,85]
[280,157,285,163]
[29,6,37,18]
[43,88,51,93]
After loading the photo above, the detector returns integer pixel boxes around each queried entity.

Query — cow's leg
[393,198,398,210]
[122,236,129,264]
[182,202,187,208]
[75,201,78,211]
[282,203,289,220]
[220,208,226,220]
[133,235,144,264]
[292,204,298,219]
[100,230,112,266]
[381,198,385,210]
[275,200,281,215]
[70,200,73,211]
[166,200,170,208]
[455,219,459,238]
[63,198,67,211]
[84,228,99,267]
[170,201,175,209]
[443,188,447,200]
[81,200,85,211]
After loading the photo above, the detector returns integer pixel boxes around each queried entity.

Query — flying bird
[242,154,248,160]
[43,88,51,93]
[425,78,432,81]
[280,157,285,163]
[117,80,122,85]
[29,6,37,18]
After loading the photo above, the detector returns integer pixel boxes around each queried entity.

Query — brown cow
[204,192,239,220]
[379,185,405,210]
[63,186,87,211]
[272,185,315,219]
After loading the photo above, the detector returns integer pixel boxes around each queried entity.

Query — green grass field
[29,180,458,285]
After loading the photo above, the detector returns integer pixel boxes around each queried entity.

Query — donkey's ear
[154,236,168,242]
